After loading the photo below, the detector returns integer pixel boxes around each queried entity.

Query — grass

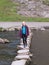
[43,0,49,5]
[0,0,49,22]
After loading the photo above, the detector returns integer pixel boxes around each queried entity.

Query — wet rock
[0,28,8,32]
[15,28,19,31]
[0,38,4,43]
[2,28,8,32]
[40,27,45,31]
[0,38,10,43]
[8,28,15,31]
[3,39,10,43]
[1,27,19,32]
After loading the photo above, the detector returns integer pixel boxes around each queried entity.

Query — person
[19,21,29,48]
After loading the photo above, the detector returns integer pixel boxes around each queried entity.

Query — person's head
[22,21,26,26]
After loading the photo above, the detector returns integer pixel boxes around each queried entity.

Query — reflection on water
[30,29,49,65]
[0,31,20,65]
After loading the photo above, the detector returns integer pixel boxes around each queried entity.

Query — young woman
[19,21,29,48]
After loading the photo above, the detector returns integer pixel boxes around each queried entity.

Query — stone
[3,39,10,43]
[18,0,28,3]
[11,60,27,65]
[0,38,4,43]
[0,38,9,43]
[15,55,30,59]
[40,27,45,31]
[8,28,15,31]
[17,49,29,54]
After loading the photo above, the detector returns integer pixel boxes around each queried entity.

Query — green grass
[0,0,49,22]
[43,0,49,5]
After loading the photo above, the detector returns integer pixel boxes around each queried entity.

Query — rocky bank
[12,0,49,17]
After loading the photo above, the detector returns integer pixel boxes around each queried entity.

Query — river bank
[0,22,49,28]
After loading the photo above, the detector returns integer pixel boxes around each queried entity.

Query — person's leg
[22,34,27,48]
[25,35,27,47]
[22,34,25,47]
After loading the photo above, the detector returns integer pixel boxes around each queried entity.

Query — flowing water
[0,29,49,65]
[30,29,49,65]
[0,30,20,65]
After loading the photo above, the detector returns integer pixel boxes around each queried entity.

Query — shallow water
[0,31,20,65]
[30,29,49,65]
[1,29,49,65]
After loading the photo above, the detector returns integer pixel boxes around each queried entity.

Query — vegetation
[0,0,18,21]
[43,0,49,5]
[0,0,49,22]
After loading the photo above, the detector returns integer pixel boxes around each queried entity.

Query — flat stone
[15,55,30,59]
[11,60,27,65]
[17,49,29,54]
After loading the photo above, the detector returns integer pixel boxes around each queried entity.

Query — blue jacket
[19,25,29,38]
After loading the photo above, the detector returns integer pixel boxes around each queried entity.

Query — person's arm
[27,26,29,36]
[19,28,22,38]
[26,26,29,36]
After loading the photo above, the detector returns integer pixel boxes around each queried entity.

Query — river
[0,30,20,65]
[30,29,49,65]
[0,29,49,65]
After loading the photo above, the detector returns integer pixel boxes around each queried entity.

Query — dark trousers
[22,34,27,48]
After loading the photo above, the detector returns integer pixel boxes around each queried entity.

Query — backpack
[22,26,26,34]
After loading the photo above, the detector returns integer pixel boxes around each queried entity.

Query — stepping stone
[17,49,29,54]
[18,45,24,49]
[15,55,30,60]
[11,60,27,65]
[17,45,29,49]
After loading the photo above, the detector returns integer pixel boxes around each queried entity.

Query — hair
[22,21,26,25]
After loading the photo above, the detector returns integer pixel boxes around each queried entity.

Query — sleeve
[26,26,29,36]
[27,26,29,36]
[19,28,22,38]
